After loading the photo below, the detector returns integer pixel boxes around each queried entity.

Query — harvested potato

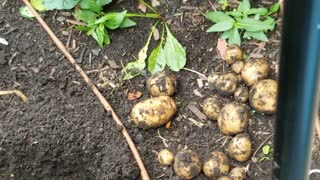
[227,133,252,162]
[234,87,249,103]
[232,61,245,74]
[250,79,278,114]
[225,45,243,64]
[218,102,249,135]
[203,96,222,120]
[203,151,230,178]
[174,149,202,179]
[230,167,246,180]
[241,58,270,86]
[147,71,177,97]
[158,149,175,166]
[131,96,176,129]
[214,73,238,96]
[217,176,232,180]
[207,72,220,85]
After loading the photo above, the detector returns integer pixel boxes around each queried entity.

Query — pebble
[56,16,65,22]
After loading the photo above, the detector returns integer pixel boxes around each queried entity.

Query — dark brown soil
[0,0,319,180]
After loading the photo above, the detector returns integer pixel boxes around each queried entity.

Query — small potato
[131,96,176,129]
[227,133,252,162]
[174,149,202,179]
[241,58,270,86]
[217,176,232,180]
[250,79,278,114]
[202,96,222,120]
[234,87,249,103]
[203,151,230,178]
[214,73,238,96]
[218,102,249,135]
[207,72,220,85]
[158,149,175,166]
[225,45,243,64]
[232,61,245,74]
[230,167,246,180]
[147,71,177,97]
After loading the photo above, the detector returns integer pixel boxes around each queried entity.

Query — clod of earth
[203,151,230,178]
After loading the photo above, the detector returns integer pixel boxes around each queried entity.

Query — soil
[0,0,319,180]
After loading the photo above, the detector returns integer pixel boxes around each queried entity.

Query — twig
[251,133,274,160]
[66,19,87,26]
[182,67,208,80]
[316,113,320,141]
[21,1,150,179]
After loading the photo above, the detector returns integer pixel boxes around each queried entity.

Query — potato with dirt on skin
[230,167,246,180]
[173,149,202,179]
[217,176,232,180]
[232,61,245,74]
[234,86,249,103]
[131,96,176,129]
[158,149,175,166]
[227,133,252,162]
[207,72,220,85]
[213,73,238,96]
[217,102,249,135]
[202,96,222,120]
[203,151,230,178]
[250,79,278,114]
[147,71,177,97]
[225,45,243,64]
[241,58,270,86]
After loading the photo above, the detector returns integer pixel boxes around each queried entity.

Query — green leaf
[237,0,251,13]
[226,11,243,17]
[236,18,274,31]
[122,23,156,80]
[262,145,271,155]
[269,2,280,14]
[163,25,186,72]
[96,0,112,6]
[75,25,92,32]
[79,0,102,13]
[42,0,80,10]
[247,8,268,16]
[228,27,241,46]
[88,24,109,47]
[31,0,47,11]
[206,21,233,32]
[205,11,234,23]
[74,9,98,24]
[244,31,268,42]
[148,28,166,73]
[20,6,35,19]
[104,10,127,29]
[119,18,136,28]
[221,30,230,39]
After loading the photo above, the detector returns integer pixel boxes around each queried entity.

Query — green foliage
[259,144,272,162]
[206,0,280,45]
[20,6,35,19]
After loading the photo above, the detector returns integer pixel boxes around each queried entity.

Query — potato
[231,61,245,74]
[225,45,243,64]
[131,96,176,129]
[158,149,175,166]
[227,133,252,162]
[174,149,202,179]
[241,58,270,86]
[249,79,278,114]
[203,151,230,178]
[214,73,238,96]
[202,96,222,120]
[208,72,219,85]
[218,102,249,135]
[147,71,177,97]
[230,167,246,180]
[234,87,249,103]
[217,176,232,180]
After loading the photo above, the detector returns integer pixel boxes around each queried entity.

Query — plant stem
[139,0,161,15]
[126,13,161,19]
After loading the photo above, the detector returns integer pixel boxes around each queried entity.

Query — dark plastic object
[273,0,320,179]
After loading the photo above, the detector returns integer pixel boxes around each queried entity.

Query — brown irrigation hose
[21,0,150,179]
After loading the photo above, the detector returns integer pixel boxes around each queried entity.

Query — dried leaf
[151,0,160,7]
[137,1,147,13]
[165,121,172,129]
[216,38,228,59]
[127,91,142,100]
[153,27,160,41]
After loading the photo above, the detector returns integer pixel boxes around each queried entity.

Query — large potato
[218,102,249,135]
[213,73,238,96]
[250,79,278,114]
[203,151,230,178]
[225,45,243,64]
[202,96,222,120]
[227,133,252,162]
[241,58,270,86]
[174,149,202,179]
[131,96,176,129]
[147,71,177,97]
